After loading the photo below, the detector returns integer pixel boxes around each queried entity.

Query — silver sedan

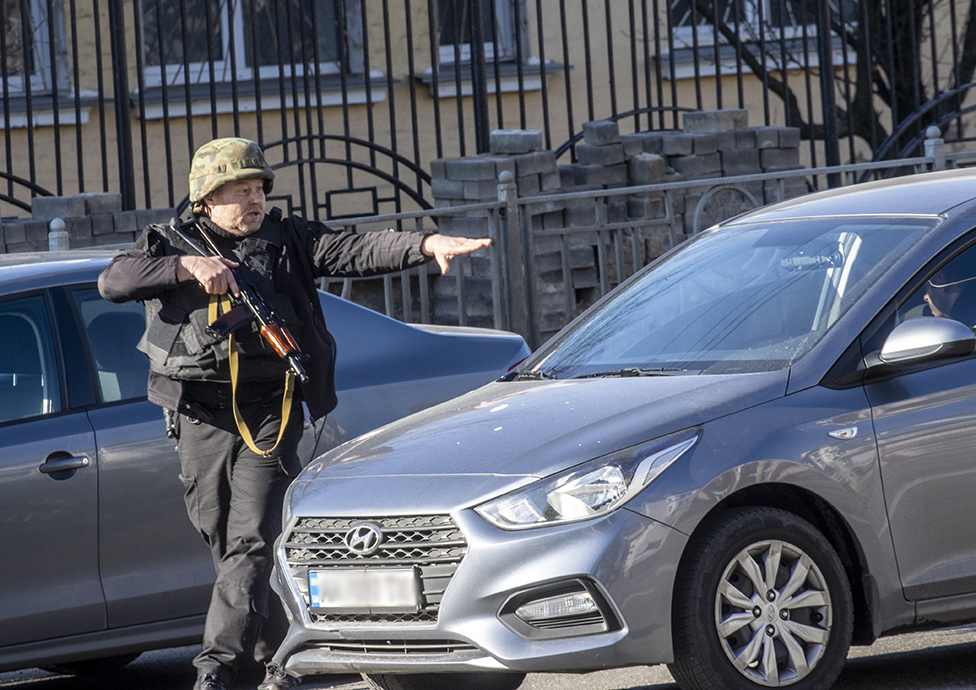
[272,168,976,690]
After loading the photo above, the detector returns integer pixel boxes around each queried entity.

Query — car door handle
[39,455,91,475]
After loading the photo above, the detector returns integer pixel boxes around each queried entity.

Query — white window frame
[140,0,356,88]
[2,0,68,93]
[436,0,522,65]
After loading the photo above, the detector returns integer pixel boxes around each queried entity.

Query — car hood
[297,369,787,486]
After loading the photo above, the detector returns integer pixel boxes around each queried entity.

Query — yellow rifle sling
[209,294,295,457]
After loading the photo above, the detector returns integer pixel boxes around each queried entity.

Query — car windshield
[527,216,935,378]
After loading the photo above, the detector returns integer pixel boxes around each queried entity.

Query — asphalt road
[3,625,976,690]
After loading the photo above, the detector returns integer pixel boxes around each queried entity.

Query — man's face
[924,271,962,319]
[203,178,267,236]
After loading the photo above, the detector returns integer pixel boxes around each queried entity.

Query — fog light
[514,591,599,623]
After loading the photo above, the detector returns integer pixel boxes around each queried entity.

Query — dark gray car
[0,251,528,675]
[271,168,976,690]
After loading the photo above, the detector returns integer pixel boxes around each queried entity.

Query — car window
[73,288,148,403]
[0,295,62,423]
[897,243,976,330]
[528,217,934,378]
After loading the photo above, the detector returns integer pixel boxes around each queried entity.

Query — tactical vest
[137,217,299,384]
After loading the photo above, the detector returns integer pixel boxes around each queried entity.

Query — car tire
[362,672,527,690]
[40,652,142,675]
[668,507,853,690]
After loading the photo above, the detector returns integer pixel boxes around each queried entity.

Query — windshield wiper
[573,367,687,379]
[514,370,559,381]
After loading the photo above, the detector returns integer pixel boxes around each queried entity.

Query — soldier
[98,138,490,690]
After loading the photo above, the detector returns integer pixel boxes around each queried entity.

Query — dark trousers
[177,393,303,684]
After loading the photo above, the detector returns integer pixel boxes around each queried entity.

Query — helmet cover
[188,137,274,203]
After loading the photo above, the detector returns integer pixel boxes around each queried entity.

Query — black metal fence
[2,0,975,219]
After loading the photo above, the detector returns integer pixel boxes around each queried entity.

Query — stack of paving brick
[3,193,174,253]
[429,129,580,329]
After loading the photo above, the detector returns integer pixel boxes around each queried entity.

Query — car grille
[283,515,467,625]
[303,639,480,656]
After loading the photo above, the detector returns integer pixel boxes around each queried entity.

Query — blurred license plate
[309,568,419,611]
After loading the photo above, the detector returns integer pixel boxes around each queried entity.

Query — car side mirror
[879,316,976,365]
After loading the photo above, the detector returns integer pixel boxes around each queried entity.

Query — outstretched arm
[421,234,492,274]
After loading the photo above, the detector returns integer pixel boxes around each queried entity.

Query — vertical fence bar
[456,254,468,326]
[817,0,840,185]
[384,274,395,316]
[451,0,467,155]
[733,0,743,108]
[558,0,575,157]
[403,0,426,196]
[337,0,354,187]
[663,0,678,128]
[561,233,573,326]
[203,0,218,138]
[489,0,503,129]
[0,0,11,200]
[304,3,322,220]
[711,0,721,109]
[513,0,527,128]
[361,0,377,166]
[499,171,529,342]
[246,0,264,143]
[179,0,195,157]
[44,0,62,195]
[838,0,855,163]
[68,0,84,192]
[227,0,240,134]
[948,0,962,140]
[130,0,151,206]
[518,198,536,346]
[284,1,308,215]
[534,0,551,149]
[91,0,109,191]
[799,0,817,178]
[777,0,789,126]
[417,218,432,323]
[488,208,506,330]
[640,0,653,130]
[426,0,444,160]
[884,0,897,133]
[470,0,491,152]
[627,0,639,123]
[860,0,877,153]
[310,0,326,165]
[581,0,595,122]
[382,0,405,237]
[927,0,938,103]
[20,0,36,193]
[108,0,135,209]
[757,0,769,124]
[613,226,623,288]
[689,0,701,109]
[153,0,175,205]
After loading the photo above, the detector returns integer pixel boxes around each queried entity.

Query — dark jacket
[98,209,431,419]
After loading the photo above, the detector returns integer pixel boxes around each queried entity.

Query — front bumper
[271,505,687,676]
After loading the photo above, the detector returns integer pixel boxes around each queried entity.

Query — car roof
[0,250,116,295]
[725,167,976,225]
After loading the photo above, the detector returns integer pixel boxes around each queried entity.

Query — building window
[669,0,859,47]
[435,0,519,64]
[140,0,352,87]
[2,0,67,93]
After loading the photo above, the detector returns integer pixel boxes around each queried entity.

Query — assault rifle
[168,218,310,383]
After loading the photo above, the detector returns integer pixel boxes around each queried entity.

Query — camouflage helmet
[188,137,274,203]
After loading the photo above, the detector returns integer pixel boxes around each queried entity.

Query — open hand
[421,234,492,274]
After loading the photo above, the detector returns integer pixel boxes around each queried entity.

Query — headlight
[475,427,701,530]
